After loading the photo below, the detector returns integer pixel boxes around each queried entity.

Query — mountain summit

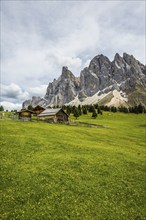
[23,53,146,108]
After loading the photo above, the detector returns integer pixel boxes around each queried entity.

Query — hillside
[1,113,146,219]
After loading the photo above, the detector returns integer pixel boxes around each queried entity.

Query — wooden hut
[33,105,46,115]
[37,108,68,123]
[18,110,34,121]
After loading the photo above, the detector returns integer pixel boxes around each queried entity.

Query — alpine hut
[18,109,34,121]
[33,105,46,115]
[37,108,68,123]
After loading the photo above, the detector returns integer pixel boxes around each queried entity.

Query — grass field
[0,112,146,220]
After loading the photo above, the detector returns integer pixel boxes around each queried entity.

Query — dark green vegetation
[1,113,146,219]
[0,105,4,111]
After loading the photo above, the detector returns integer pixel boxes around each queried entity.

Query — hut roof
[38,108,67,117]
[18,109,34,113]
[33,105,46,111]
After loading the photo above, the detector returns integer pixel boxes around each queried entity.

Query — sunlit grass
[0,112,146,219]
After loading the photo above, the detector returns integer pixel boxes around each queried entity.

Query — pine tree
[94,104,99,109]
[137,104,144,113]
[66,106,71,115]
[28,105,33,110]
[82,106,87,114]
[92,107,97,118]
[62,105,66,111]
[78,105,82,115]
[89,105,94,113]
[97,106,102,114]
[0,105,4,111]
[104,106,110,111]
[111,106,117,113]
[133,106,139,114]
[72,106,76,114]
[73,107,80,119]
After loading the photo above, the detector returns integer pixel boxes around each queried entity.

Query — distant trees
[66,106,71,115]
[73,107,80,119]
[100,105,110,111]
[0,105,4,111]
[88,105,95,113]
[54,103,145,116]
[82,106,88,115]
[78,105,82,116]
[28,105,33,110]
[64,104,100,116]
[100,104,145,114]
[118,106,128,113]
[111,106,117,113]
[128,104,145,114]
[97,106,102,115]
[92,107,97,118]
[137,104,144,113]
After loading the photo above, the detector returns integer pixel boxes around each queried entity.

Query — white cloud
[0,101,22,111]
[45,51,82,75]
[83,59,91,68]
[1,83,48,103]
[1,83,29,101]
[1,0,145,107]
[29,84,48,97]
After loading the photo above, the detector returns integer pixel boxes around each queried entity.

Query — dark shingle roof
[18,109,34,113]
[33,105,46,110]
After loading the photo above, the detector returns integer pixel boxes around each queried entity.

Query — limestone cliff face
[44,66,80,106]
[23,53,146,108]
[80,54,113,97]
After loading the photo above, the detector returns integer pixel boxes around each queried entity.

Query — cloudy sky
[1,0,145,110]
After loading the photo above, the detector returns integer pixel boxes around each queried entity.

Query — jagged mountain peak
[61,66,75,80]
[22,53,146,108]
[94,54,110,60]
[123,52,135,64]
[89,54,111,70]
[114,53,123,61]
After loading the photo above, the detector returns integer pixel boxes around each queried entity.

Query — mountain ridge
[22,53,146,108]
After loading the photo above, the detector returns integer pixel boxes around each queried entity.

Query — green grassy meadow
[0,112,146,219]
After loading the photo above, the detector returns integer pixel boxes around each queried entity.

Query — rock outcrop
[22,96,47,109]
[44,66,80,106]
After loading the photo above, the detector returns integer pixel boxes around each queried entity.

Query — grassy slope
[0,113,146,220]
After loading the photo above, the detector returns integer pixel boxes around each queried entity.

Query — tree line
[53,103,146,119]
[0,104,145,117]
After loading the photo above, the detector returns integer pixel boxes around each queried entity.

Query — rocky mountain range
[23,53,146,108]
